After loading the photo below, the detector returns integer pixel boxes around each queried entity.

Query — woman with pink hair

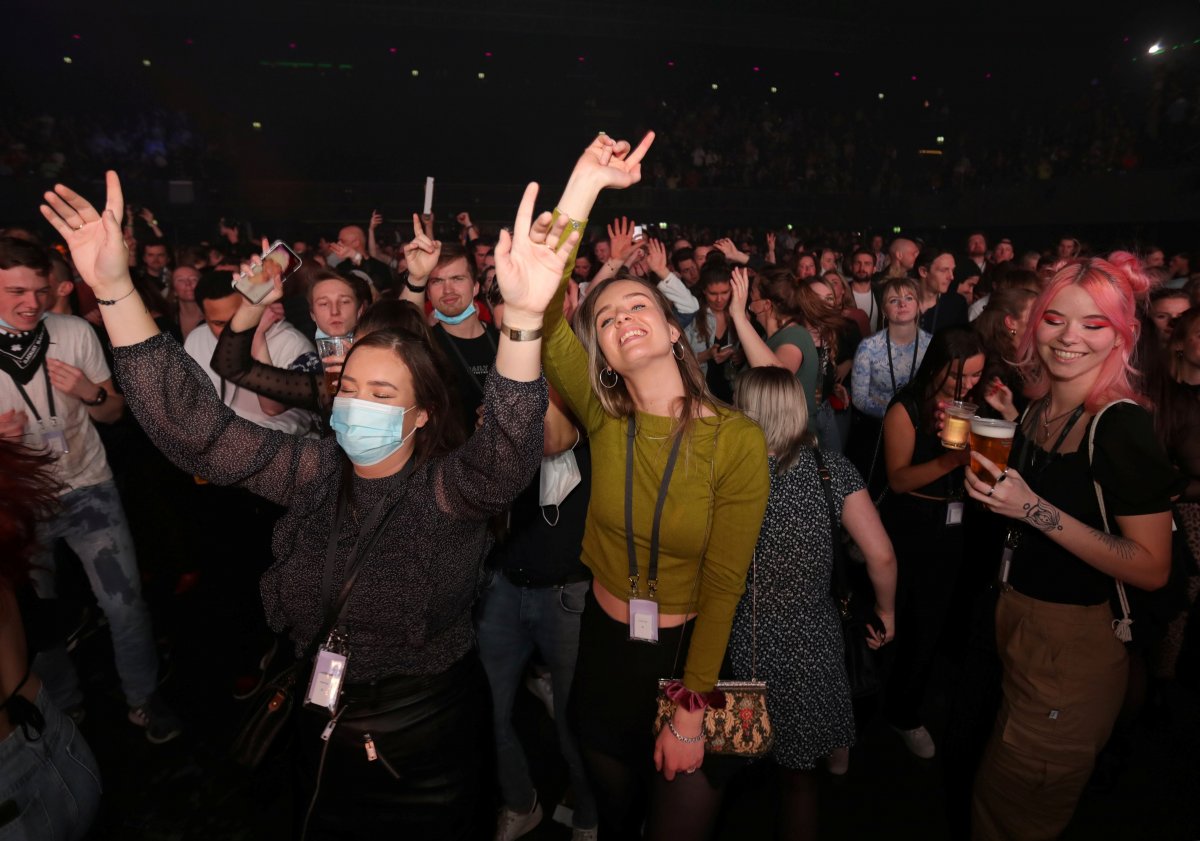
[963,253,1176,839]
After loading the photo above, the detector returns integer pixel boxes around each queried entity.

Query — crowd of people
[2,130,1199,841]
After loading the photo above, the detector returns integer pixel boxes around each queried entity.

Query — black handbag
[814,449,885,699]
[230,462,409,769]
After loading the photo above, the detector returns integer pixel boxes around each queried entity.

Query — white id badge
[628,598,660,644]
[36,417,69,455]
[946,501,964,526]
[305,648,348,712]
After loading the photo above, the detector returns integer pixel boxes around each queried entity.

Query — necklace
[1038,401,1084,447]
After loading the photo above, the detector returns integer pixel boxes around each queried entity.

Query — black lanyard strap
[316,459,415,647]
[13,363,55,422]
[624,416,683,600]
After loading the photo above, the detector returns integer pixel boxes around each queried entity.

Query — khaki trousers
[971,588,1128,841]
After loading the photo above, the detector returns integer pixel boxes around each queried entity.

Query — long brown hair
[755,267,804,326]
[798,281,851,365]
[340,329,465,465]
[573,274,721,443]
[0,442,61,588]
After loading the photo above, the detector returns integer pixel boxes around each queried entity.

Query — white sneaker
[495,795,543,841]
[827,746,850,775]
[893,725,936,759]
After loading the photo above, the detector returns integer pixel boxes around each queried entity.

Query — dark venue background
[4,2,1200,839]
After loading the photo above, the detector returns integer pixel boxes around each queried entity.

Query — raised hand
[983,377,1018,421]
[729,266,752,320]
[404,213,442,281]
[714,238,749,265]
[493,183,580,322]
[456,212,473,228]
[607,217,636,262]
[40,171,130,297]
[569,132,656,192]
[369,210,383,231]
[646,237,670,279]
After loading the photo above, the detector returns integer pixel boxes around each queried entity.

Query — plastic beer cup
[969,417,1016,484]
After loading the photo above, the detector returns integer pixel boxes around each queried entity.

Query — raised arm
[398,213,441,307]
[728,267,799,372]
[40,172,329,505]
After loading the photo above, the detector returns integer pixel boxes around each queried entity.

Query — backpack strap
[1086,399,1138,642]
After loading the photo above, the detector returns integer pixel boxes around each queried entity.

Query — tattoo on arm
[1021,498,1063,533]
[1085,527,1138,562]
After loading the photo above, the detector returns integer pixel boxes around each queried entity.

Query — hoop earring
[600,367,619,389]
[672,341,685,361]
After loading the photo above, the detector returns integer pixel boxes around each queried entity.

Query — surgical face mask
[433,301,477,326]
[330,396,417,467]
[539,432,582,525]
[0,311,48,333]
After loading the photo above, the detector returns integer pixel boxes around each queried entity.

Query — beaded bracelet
[95,286,137,306]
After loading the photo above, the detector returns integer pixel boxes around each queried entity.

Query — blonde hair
[734,367,814,473]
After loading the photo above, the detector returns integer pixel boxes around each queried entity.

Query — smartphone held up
[232,240,302,304]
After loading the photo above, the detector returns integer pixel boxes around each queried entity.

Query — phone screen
[232,240,302,304]
[632,225,645,241]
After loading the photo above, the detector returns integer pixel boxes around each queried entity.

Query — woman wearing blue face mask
[40,174,576,840]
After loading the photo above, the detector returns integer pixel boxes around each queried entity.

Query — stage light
[667,60,675,67]
[833,71,841,77]
[786,224,794,231]
[484,51,492,57]
[659,222,668,229]
[910,74,918,81]
[288,42,297,49]
[142,59,151,66]
[389,47,397,54]
[578,56,585,62]
[936,135,945,144]
[752,66,760,72]
[63,56,72,64]
[770,86,778,93]
[478,72,486,79]
[1148,42,1163,55]
[411,69,419,77]
[71,34,81,40]
[892,226,902,234]
[252,121,262,129]
[877,92,885,100]
[711,83,719,90]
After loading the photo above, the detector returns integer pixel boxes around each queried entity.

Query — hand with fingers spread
[39,171,132,297]
[607,217,637,263]
[404,213,442,283]
[646,237,670,280]
[493,183,580,323]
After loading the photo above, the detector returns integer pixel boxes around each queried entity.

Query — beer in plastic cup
[969,417,1017,484]
[316,336,352,396]
[941,401,977,450]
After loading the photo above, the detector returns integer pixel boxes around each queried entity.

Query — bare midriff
[592,579,698,627]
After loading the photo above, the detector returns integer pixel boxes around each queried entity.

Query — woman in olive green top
[543,134,770,839]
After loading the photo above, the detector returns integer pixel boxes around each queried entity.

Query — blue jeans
[812,400,843,452]
[30,481,159,709]
[0,687,102,841]
[476,574,598,829]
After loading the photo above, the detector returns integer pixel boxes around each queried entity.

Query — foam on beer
[969,418,1016,439]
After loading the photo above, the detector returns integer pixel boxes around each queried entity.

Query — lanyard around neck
[624,416,683,600]
[13,363,56,422]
